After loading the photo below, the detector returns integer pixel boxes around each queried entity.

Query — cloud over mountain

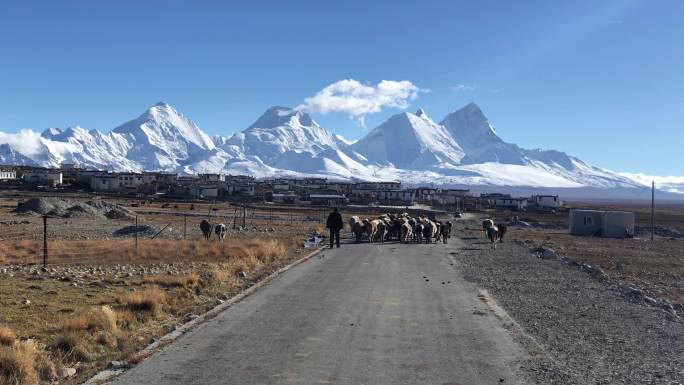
[298,79,423,125]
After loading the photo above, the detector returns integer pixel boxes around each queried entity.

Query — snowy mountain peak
[441,102,499,147]
[113,102,215,151]
[415,108,427,118]
[351,110,465,169]
[248,106,315,130]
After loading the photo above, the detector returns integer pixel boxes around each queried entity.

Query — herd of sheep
[348,213,453,244]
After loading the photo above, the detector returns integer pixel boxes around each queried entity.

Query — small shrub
[0,327,16,347]
[116,288,166,312]
[114,310,136,329]
[34,349,57,382]
[0,341,39,385]
[52,333,92,362]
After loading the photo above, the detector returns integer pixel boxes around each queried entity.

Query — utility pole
[42,216,48,267]
[651,181,655,241]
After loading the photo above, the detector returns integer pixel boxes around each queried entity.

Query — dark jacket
[326,211,343,231]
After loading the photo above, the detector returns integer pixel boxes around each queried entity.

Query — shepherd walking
[326,207,343,248]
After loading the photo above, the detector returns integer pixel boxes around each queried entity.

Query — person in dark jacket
[326,207,343,248]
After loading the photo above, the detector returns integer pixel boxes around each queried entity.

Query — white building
[534,195,562,209]
[495,197,529,210]
[0,170,16,180]
[118,173,145,189]
[90,174,120,192]
[377,189,415,203]
[23,170,63,186]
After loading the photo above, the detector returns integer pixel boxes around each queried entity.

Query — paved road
[111,236,528,385]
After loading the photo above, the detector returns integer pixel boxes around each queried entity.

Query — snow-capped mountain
[111,102,217,171]
[351,109,465,169]
[0,100,676,195]
[218,106,370,179]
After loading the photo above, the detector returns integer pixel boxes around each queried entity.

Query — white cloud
[298,79,424,125]
[0,129,45,157]
[451,84,475,92]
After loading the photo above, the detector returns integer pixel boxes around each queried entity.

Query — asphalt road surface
[110,236,528,385]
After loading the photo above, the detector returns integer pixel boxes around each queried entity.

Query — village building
[23,169,63,186]
[355,181,401,190]
[308,194,349,206]
[0,170,17,180]
[534,195,563,209]
[377,189,415,204]
[199,173,225,183]
[190,185,219,199]
[271,193,300,204]
[495,197,530,210]
[90,174,120,192]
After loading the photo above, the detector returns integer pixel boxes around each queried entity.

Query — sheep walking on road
[214,223,227,242]
[200,219,212,240]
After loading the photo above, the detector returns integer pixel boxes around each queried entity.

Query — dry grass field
[488,202,684,305]
[0,191,359,384]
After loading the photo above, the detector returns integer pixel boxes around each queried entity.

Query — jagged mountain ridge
[0,101,654,190]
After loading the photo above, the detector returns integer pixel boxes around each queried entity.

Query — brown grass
[62,306,118,332]
[143,273,199,288]
[0,341,39,385]
[116,288,166,312]
[0,327,15,347]
[0,236,295,266]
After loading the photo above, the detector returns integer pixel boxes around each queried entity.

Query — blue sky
[0,0,682,175]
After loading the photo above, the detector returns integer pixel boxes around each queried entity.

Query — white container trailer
[601,211,635,238]
[568,209,635,238]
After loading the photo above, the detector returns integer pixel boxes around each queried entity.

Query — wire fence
[0,205,335,266]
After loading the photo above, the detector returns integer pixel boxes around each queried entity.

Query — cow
[440,221,453,244]
[200,219,212,240]
[422,221,433,244]
[497,223,507,242]
[487,225,500,249]
[214,223,227,242]
[482,219,494,239]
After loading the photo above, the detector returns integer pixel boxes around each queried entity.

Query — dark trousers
[329,228,340,248]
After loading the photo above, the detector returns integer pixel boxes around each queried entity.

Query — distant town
[0,164,563,211]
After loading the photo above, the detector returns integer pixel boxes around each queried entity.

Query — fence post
[134,215,138,257]
[242,205,246,228]
[183,214,187,240]
[42,215,48,267]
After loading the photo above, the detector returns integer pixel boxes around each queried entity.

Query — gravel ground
[450,219,683,385]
